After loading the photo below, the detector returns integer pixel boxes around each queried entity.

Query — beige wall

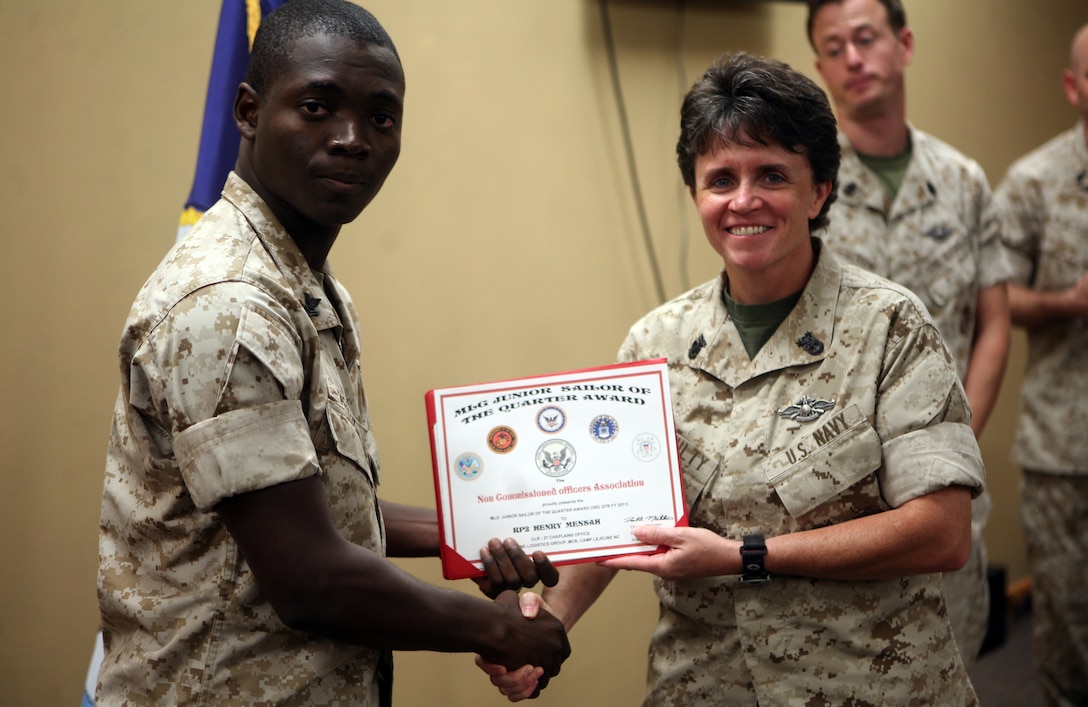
[1,1,1083,704]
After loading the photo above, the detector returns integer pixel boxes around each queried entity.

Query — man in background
[806,0,1012,669]
[994,22,1088,706]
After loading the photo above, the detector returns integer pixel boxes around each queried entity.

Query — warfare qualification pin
[778,396,836,423]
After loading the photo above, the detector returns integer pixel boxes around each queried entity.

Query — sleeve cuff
[878,422,986,508]
[174,399,319,511]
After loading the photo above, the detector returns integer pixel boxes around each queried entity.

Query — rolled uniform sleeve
[972,160,1015,290]
[875,320,985,507]
[129,282,318,511]
[880,423,985,506]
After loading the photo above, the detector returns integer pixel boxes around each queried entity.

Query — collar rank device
[740,534,770,584]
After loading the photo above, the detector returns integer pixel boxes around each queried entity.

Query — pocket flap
[326,396,380,484]
[764,405,881,518]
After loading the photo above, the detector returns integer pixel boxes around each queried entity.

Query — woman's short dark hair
[246,0,400,98]
[676,52,840,232]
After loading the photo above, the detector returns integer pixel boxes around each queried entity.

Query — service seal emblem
[632,433,661,462]
[454,452,483,481]
[487,425,518,454]
[536,405,567,434]
[536,439,576,478]
[589,414,619,443]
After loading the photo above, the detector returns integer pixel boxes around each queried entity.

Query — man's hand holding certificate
[426,359,687,579]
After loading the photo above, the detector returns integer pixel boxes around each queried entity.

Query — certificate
[426,358,687,580]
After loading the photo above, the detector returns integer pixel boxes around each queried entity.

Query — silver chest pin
[778,396,836,423]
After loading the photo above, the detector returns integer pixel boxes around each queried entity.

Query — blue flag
[178,0,289,240]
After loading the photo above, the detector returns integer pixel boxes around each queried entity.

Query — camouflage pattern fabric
[1020,472,1088,707]
[820,126,1011,668]
[618,243,982,706]
[997,123,1088,474]
[997,122,1088,705]
[823,127,1011,379]
[97,173,386,705]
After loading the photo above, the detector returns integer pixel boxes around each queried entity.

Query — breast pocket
[922,231,978,310]
[764,405,881,519]
[324,388,381,485]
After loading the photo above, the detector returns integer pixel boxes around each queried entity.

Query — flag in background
[177,0,289,241]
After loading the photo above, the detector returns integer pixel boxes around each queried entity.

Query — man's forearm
[381,500,440,557]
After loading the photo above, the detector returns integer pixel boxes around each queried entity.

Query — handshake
[472,538,570,701]
[473,524,702,700]
[476,590,565,701]
[471,525,680,701]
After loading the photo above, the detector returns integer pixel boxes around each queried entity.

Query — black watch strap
[739,533,770,584]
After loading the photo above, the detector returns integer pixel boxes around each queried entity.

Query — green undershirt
[723,288,803,359]
[857,143,912,201]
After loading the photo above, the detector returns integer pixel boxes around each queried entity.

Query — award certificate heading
[426,359,686,580]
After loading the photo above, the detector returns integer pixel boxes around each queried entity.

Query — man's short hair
[676,52,840,232]
[246,0,400,97]
[805,0,907,49]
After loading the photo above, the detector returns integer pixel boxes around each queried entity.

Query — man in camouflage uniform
[96,2,568,705]
[481,52,981,705]
[993,23,1088,707]
[805,0,1012,669]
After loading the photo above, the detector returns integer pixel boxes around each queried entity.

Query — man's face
[242,33,404,237]
[810,0,913,121]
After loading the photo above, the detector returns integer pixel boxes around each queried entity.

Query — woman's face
[690,136,832,304]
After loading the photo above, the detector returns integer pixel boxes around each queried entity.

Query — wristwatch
[739,534,770,584]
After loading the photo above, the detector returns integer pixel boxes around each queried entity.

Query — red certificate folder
[426,358,687,580]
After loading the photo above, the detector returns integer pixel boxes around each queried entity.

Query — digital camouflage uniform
[98,173,387,706]
[820,126,1012,667]
[618,242,983,706]
[995,121,1088,707]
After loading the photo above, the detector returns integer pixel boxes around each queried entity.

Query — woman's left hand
[598,525,739,579]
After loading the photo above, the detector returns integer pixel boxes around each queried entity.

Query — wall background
[1,1,1083,704]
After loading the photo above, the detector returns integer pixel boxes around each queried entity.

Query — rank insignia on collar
[796,332,824,356]
[924,224,953,240]
[688,333,707,360]
[778,396,836,423]
[304,293,322,317]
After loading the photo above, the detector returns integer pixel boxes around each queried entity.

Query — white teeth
[728,226,770,236]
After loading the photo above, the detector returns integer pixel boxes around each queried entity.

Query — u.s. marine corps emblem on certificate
[536,439,576,477]
[777,396,836,423]
[486,425,517,454]
[536,405,567,434]
[454,452,483,481]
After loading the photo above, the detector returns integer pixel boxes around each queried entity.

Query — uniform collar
[837,124,939,222]
[690,239,841,388]
[220,172,344,336]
